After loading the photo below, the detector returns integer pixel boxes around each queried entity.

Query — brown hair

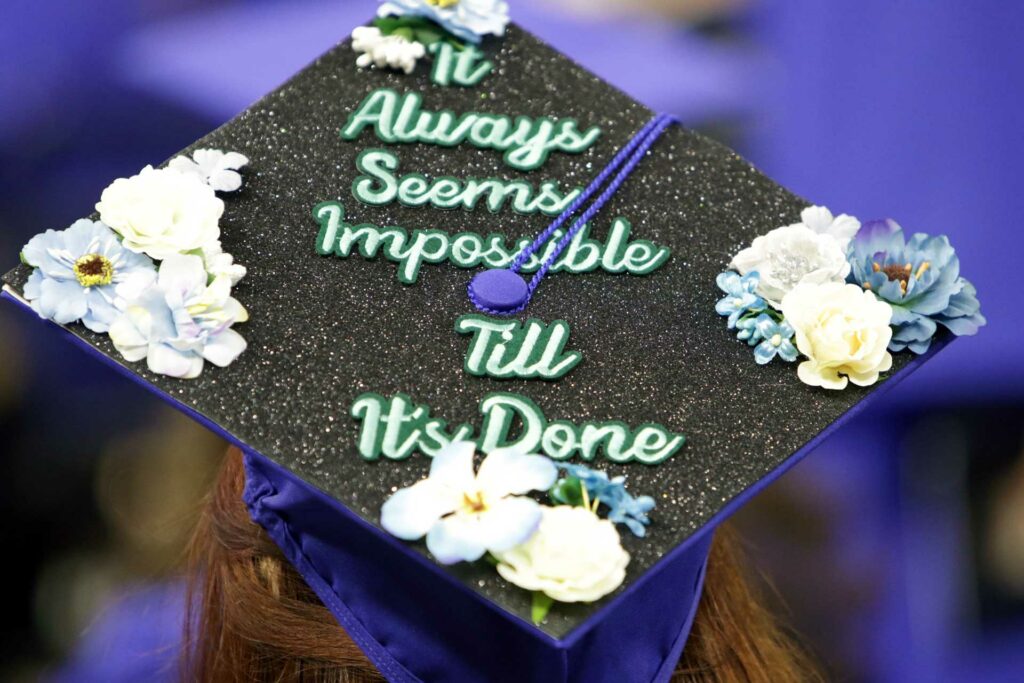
[183,448,822,682]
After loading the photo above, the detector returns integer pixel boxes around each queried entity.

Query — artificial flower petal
[783,282,894,390]
[476,447,557,499]
[493,506,629,603]
[380,443,559,565]
[169,149,250,193]
[848,219,984,353]
[201,328,247,367]
[37,277,89,324]
[147,342,204,379]
[731,225,850,308]
[108,255,247,378]
[427,440,478,491]
[20,219,155,332]
[97,166,223,261]
[381,479,462,541]
[797,205,860,249]
[426,497,542,564]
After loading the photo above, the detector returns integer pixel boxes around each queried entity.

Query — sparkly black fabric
[4,25,921,636]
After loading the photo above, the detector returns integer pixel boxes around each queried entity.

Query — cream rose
[493,506,629,603]
[781,282,894,390]
[730,225,850,308]
[97,166,224,260]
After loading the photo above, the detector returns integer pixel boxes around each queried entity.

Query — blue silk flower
[848,219,985,354]
[21,219,155,333]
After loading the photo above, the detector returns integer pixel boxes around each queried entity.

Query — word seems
[314,201,671,284]
[456,314,581,380]
[352,148,581,216]
[351,392,685,465]
[340,89,601,171]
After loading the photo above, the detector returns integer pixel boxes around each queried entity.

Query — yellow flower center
[868,260,930,294]
[462,491,489,514]
[770,334,782,347]
[426,0,459,7]
[73,253,114,288]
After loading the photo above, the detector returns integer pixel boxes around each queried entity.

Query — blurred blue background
[0,1,1020,681]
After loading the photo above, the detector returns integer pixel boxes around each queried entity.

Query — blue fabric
[243,449,711,683]
[47,583,184,683]
[0,290,955,682]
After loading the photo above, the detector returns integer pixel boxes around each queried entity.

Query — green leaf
[414,26,444,46]
[372,17,403,33]
[549,476,584,507]
[483,553,500,567]
[531,592,554,626]
[19,251,29,266]
[393,26,416,42]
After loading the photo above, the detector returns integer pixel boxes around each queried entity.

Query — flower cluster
[715,205,984,389]
[20,149,251,379]
[351,0,509,74]
[381,443,654,622]
[550,463,655,538]
[379,0,509,45]
[352,26,427,74]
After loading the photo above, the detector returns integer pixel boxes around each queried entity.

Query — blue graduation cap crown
[3,5,983,681]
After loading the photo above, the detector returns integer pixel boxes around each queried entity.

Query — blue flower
[715,270,766,329]
[381,442,557,564]
[736,316,762,346]
[553,464,656,538]
[848,219,986,354]
[378,0,509,45]
[21,219,155,333]
[108,254,248,379]
[752,314,799,364]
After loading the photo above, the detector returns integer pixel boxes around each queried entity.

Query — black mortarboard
[3,5,983,682]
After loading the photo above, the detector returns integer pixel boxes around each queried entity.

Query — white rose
[97,165,224,260]
[781,282,894,390]
[494,506,629,603]
[730,224,850,308]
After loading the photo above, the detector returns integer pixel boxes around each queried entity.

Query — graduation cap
[3,3,985,682]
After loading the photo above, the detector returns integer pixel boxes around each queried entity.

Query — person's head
[184,447,822,682]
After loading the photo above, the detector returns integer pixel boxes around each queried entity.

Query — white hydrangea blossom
[351,26,426,74]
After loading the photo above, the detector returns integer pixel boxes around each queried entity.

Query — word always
[340,88,601,171]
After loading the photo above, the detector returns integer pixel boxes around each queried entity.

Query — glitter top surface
[4,25,929,636]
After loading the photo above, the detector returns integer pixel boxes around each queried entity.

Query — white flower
[494,506,629,603]
[378,0,509,44]
[20,219,155,333]
[790,205,861,250]
[351,26,426,74]
[97,166,223,261]
[109,254,248,379]
[380,442,557,565]
[168,149,249,193]
[200,241,246,285]
[781,282,894,390]
[730,224,850,308]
